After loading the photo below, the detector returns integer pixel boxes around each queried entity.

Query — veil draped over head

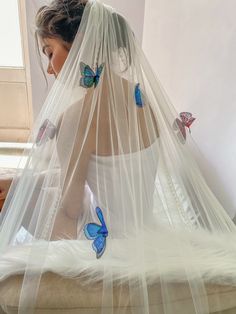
[1,0,236,313]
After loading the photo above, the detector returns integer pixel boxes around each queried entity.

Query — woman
[36,0,160,240]
[0,0,236,313]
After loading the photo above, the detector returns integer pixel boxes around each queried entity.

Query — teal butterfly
[79,62,104,88]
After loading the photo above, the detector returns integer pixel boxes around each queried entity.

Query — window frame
[0,0,33,143]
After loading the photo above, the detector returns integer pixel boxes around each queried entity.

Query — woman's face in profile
[40,37,71,78]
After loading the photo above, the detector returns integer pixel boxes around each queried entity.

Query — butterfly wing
[80,76,95,88]
[172,118,179,131]
[175,118,186,143]
[180,112,196,128]
[45,120,57,140]
[94,63,105,88]
[36,125,46,146]
[80,62,95,77]
[92,235,106,259]
[96,207,108,235]
[96,63,105,77]
[135,83,144,107]
[84,223,101,240]
[36,119,51,146]
[85,207,108,258]
[79,62,95,88]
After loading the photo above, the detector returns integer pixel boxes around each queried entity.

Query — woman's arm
[59,94,95,217]
[60,126,95,220]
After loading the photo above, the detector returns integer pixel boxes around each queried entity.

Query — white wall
[143,0,236,217]
[26,0,145,119]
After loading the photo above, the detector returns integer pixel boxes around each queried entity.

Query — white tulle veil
[0,0,236,313]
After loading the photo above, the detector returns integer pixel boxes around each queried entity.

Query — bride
[0,0,236,313]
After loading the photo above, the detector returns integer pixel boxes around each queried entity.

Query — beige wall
[143,0,236,217]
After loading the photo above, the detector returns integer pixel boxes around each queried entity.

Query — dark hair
[35,0,133,76]
[35,0,87,43]
[112,12,133,67]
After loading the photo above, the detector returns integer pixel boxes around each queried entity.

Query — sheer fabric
[0,1,236,313]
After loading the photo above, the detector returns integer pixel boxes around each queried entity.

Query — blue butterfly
[79,62,104,89]
[84,207,108,259]
[134,83,145,107]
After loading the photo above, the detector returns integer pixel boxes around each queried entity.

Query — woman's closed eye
[45,49,53,60]
[42,46,53,60]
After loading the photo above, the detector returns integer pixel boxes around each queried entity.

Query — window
[0,0,33,143]
[0,0,23,67]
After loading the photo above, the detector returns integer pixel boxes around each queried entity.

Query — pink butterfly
[36,119,57,146]
[173,112,196,144]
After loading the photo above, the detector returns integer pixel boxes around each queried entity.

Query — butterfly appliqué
[134,83,145,107]
[36,119,57,146]
[84,207,108,259]
[173,112,196,144]
[79,62,104,89]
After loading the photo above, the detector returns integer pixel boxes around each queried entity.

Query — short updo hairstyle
[35,0,87,43]
[35,0,133,70]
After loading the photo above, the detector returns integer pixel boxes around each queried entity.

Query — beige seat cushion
[0,272,236,314]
